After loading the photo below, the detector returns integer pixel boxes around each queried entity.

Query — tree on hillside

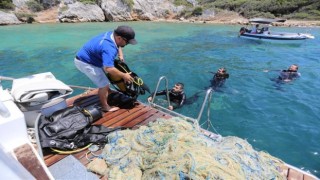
[0,0,14,9]
[197,0,320,20]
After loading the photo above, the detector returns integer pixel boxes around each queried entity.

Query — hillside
[1,0,320,25]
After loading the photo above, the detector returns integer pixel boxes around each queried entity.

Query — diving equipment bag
[107,92,137,109]
[38,106,122,150]
[106,60,150,99]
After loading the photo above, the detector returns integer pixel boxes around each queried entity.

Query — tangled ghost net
[93,117,285,179]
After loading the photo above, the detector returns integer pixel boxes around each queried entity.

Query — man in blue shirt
[74,26,137,112]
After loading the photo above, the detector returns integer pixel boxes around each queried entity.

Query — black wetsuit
[278,70,300,81]
[150,89,186,109]
[185,73,229,105]
[210,73,229,89]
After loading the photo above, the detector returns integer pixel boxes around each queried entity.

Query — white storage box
[0,89,29,151]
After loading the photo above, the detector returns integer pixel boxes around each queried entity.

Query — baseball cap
[114,26,137,45]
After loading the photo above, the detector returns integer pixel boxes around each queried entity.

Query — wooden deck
[43,89,172,178]
[42,89,318,180]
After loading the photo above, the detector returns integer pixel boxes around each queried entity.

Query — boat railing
[149,76,171,108]
[197,88,215,131]
[149,76,215,132]
[148,76,195,122]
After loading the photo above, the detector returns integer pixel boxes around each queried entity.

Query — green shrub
[0,0,14,10]
[121,0,134,9]
[15,12,36,23]
[308,10,320,16]
[174,0,193,8]
[26,0,43,12]
[78,0,97,5]
[192,7,203,16]
[287,12,320,20]
[197,0,319,19]
[178,9,193,18]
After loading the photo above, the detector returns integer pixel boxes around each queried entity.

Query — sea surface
[0,22,319,177]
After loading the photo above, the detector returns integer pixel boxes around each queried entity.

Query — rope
[50,143,92,154]
[117,64,144,86]
[82,108,93,121]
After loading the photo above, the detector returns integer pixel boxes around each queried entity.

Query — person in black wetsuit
[148,82,186,110]
[264,64,301,91]
[278,64,300,82]
[185,68,229,105]
[210,67,229,89]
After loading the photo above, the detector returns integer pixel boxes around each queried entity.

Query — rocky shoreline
[1,3,320,27]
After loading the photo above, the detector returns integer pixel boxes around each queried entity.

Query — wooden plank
[45,153,67,167]
[66,89,98,106]
[125,109,163,128]
[45,147,89,167]
[14,143,50,180]
[75,151,91,166]
[111,108,152,128]
[81,149,104,166]
[287,168,304,180]
[92,103,145,125]
[133,111,171,128]
[303,174,318,180]
[102,106,151,127]
[280,165,289,178]
[43,151,55,160]
[99,105,146,126]
[73,95,100,108]
[93,109,128,125]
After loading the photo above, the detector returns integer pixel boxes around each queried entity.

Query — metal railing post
[195,88,213,130]
[150,76,171,108]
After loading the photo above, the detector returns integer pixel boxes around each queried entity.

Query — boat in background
[238,18,315,43]
[0,72,319,179]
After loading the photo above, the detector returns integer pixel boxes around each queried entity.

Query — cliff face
[1,0,198,25]
[1,0,319,26]
[58,0,184,22]
[0,11,22,25]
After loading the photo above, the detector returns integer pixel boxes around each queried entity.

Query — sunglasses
[121,37,129,44]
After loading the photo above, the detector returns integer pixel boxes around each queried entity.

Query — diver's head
[288,64,298,72]
[215,68,229,79]
[172,82,184,93]
[217,68,227,74]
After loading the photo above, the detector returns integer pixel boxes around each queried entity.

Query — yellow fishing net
[98,117,286,179]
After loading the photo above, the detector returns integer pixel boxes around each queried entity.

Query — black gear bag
[38,106,122,150]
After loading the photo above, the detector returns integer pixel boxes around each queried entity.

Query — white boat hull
[239,32,314,43]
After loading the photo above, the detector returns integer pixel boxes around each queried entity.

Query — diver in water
[148,82,186,110]
[264,64,301,83]
[264,64,300,91]
[277,64,300,82]
[210,67,229,89]
[185,68,229,105]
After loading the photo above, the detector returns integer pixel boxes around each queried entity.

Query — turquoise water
[1,22,319,176]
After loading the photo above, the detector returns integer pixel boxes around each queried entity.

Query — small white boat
[238,18,315,43]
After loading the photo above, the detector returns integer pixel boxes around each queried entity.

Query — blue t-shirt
[76,31,118,67]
